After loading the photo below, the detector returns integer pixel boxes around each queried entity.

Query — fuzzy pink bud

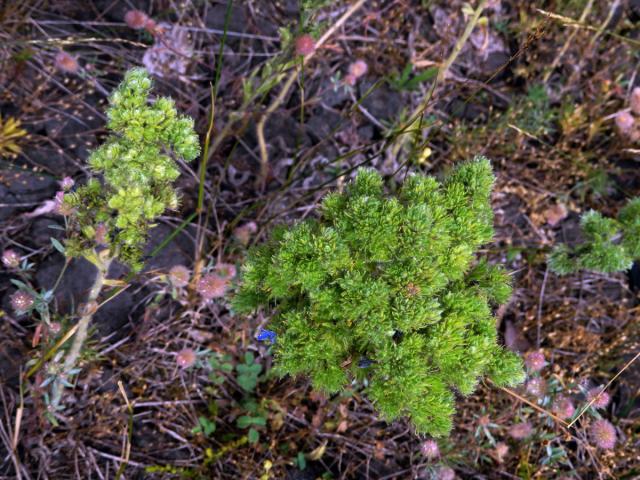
[420,439,439,459]
[215,262,237,279]
[524,350,546,372]
[55,51,79,74]
[49,322,62,334]
[590,419,616,449]
[176,348,197,368]
[493,442,509,463]
[295,35,315,56]
[197,274,228,300]
[348,60,368,79]
[525,377,546,398]
[437,466,456,480]
[233,222,257,246]
[552,395,576,420]
[508,422,533,440]
[10,290,34,313]
[616,111,635,136]
[344,73,357,86]
[2,249,21,269]
[168,265,191,288]
[60,176,74,191]
[125,10,149,29]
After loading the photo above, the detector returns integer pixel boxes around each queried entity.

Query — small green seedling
[549,198,640,274]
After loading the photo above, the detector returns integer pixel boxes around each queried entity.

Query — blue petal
[256,328,276,343]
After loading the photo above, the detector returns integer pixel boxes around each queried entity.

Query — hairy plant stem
[50,254,112,408]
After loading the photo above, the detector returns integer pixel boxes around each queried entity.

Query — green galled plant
[549,199,640,275]
[233,156,524,437]
[48,68,199,406]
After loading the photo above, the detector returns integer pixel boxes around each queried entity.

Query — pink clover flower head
[525,377,546,398]
[295,35,315,56]
[10,290,34,313]
[215,262,237,279]
[60,176,75,191]
[420,439,439,459]
[552,395,576,420]
[590,419,616,449]
[176,348,197,368]
[586,386,610,409]
[197,273,228,300]
[55,51,79,73]
[524,350,546,372]
[2,249,21,269]
[508,421,533,440]
[125,10,149,29]
[348,59,368,79]
[168,265,191,288]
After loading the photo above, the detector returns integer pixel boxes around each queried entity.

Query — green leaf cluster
[234,157,524,436]
[549,198,640,275]
[64,68,200,270]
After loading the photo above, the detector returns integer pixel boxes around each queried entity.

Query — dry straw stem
[255,0,368,188]
[115,380,133,480]
[488,379,570,428]
[541,0,594,84]
[537,8,640,50]
[390,0,488,160]
[567,348,640,428]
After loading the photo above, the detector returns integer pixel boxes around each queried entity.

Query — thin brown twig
[488,379,570,427]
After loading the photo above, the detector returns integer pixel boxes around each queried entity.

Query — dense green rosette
[234,157,524,436]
